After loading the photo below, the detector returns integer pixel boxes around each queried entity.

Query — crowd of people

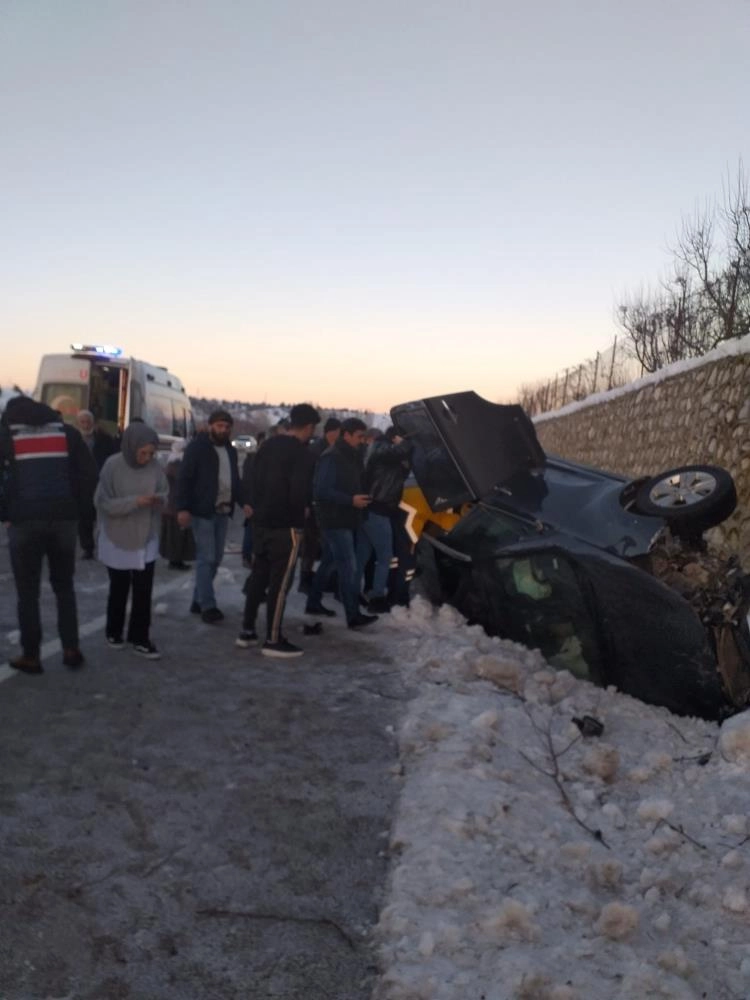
[0,396,414,671]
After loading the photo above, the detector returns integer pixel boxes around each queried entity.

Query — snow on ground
[373,597,750,1000]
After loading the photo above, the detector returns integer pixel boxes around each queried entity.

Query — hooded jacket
[94,423,168,551]
[0,396,98,523]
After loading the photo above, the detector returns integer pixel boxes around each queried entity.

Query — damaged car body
[391,391,750,720]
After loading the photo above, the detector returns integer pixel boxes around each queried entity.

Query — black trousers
[387,508,416,607]
[299,513,321,574]
[106,561,155,645]
[8,520,79,657]
[242,526,301,643]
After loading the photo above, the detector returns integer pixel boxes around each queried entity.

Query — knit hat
[323,417,341,433]
[208,409,233,425]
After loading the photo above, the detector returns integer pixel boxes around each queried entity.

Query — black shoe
[201,607,224,624]
[168,561,190,570]
[235,630,259,648]
[106,635,126,651]
[348,612,378,629]
[63,648,85,669]
[132,641,162,660]
[190,601,201,615]
[366,596,390,614]
[304,602,336,617]
[261,638,304,658]
[9,655,43,675]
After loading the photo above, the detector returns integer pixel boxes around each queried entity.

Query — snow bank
[374,598,750,1000]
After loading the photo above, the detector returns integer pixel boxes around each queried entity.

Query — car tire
[634,464,737,532]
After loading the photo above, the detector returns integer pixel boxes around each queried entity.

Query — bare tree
[617,270,699,373]
[618,161,750,371]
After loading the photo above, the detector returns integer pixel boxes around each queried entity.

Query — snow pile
[374,598,750,1000]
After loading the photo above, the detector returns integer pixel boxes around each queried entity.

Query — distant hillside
[189,397,390,434]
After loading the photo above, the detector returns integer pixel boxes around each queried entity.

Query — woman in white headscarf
[159,438,196,570]
[95,422,168,659]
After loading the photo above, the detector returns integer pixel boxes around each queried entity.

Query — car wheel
[634,464,737,531]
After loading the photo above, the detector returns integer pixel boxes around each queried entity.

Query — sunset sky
[3,0,749,411]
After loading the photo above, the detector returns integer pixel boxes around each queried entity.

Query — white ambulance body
[33,345,194,448]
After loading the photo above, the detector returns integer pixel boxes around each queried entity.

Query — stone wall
[533,345,750,560]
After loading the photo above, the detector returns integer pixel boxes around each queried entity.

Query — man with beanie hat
[0,396,98,673]
[176,410,241,622]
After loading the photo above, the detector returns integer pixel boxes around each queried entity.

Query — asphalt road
[0,519,409,1000]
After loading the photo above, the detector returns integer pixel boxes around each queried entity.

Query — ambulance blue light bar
[71,343,124,357]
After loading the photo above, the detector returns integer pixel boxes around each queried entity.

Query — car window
[480,551,604,684]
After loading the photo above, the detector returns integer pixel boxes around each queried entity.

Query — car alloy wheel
[634,464,737,531]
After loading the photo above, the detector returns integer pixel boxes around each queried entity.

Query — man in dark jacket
[0,396,98,673]
[75,408,117,558]
[176,410,241,623]
[356,426,413,613]
[237,403,319,658]
[297,416,340,593]
[306,417,378,629]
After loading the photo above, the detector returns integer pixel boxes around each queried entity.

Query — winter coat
[175,432,241,518]
[244,435,315,530]
[313,438,366,530]
[94,423,168,551]
[0,396,97,523]
[363,438,413,513]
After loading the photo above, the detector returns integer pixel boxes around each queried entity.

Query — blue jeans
[8,519,79,656]
[191,513,230,610]
[356,512,393,598]
[310,528,359,623]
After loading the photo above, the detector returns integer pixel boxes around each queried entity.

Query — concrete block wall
[533,345,750,560]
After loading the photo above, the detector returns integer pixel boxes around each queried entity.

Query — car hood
[391,391,545,511]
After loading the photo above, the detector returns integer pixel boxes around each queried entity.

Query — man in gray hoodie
[0,396,97,673]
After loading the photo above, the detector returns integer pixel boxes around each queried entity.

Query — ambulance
[33,344,194,448]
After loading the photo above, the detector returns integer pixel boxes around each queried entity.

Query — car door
[390,391,545,511]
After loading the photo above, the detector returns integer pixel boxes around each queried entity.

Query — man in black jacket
[297,417,341,593]
[307,417,378,629]
[176,410,241,623]
[75,408,117,558]
[0,396,98,673]
[237,403,320,658]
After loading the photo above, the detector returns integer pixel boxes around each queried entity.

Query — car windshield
[447,503,536,553]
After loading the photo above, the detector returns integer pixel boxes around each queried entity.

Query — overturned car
[391,391,750,720]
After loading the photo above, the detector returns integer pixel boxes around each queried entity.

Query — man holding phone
[308,417,378,629]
